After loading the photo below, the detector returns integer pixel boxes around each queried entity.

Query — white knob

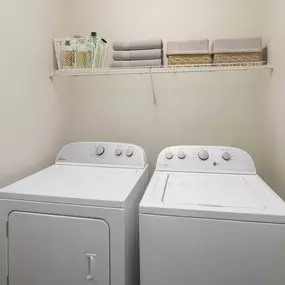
[165,151,173,160]
[222,152,231,161]
[126,149,134,157]
[96,146,105,156]
[178,151,186,159]
[198,150,209,161]
[115,148,122,156]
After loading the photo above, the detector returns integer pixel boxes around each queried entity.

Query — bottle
[91,32,98,47]
[98,39,108,68]
[91,32,99,68]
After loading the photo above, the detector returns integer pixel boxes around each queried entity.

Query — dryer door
[8,212,110,285]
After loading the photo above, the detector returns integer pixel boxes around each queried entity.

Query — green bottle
[91,32,99,68]
[91,32,97,47]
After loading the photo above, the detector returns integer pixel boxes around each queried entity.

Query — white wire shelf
[51,62,273,77]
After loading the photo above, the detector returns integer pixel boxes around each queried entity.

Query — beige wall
[66,71,270,172]
[0,0,71,187]
[72,0,267,66]
[66,0,270,173]
[262,0,285,198]
[1,0,279,189]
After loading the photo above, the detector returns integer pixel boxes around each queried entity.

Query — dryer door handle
[86,253,97,282]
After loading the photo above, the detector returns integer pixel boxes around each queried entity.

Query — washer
[0,142,148,285]
[140,146,285,285]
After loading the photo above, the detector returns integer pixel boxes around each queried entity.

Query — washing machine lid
[140,172,285,223]
[164,173,265,209]
[0,165,146,208]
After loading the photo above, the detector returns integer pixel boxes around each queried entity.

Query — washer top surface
[0,142,148,208]
[163,173,265,209]
[140,146,285,223]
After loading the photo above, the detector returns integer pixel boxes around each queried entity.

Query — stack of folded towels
[112,39,163,68]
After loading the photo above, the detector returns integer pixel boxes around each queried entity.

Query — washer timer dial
[198,150,209,161]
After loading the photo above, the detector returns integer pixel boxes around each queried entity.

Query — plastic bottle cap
[91,32,97,37]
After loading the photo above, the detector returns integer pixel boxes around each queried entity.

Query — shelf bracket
[49,69,55,78]
[150,70,157,104]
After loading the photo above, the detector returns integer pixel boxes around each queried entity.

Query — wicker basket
[212,38,263,64]
[214,52,262,64]
[168,54,212,66]
[167,40,212,66]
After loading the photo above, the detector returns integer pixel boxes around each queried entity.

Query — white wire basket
[53,36,108,70]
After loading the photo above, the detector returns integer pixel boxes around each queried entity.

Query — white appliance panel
[140,214,285,285]
[8,212,110,285]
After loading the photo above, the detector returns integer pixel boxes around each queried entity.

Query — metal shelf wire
[50,62,273,77]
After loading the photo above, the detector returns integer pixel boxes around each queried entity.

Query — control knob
[165,151,174,160]
[115,148,123,156]
[222,152,231,161]
[96,146,105,156]
[178,151,186,159]
[126,149,134,157]
[198,150,209,161]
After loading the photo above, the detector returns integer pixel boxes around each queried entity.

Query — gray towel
[113,49,162,61]
[212,37,262,53]
[112,59,162,68]
[113,39,162,51]
[167,40,210,56]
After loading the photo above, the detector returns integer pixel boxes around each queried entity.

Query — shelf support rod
[150,70,157,104]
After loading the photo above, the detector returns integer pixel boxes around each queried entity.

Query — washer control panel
[56,142,147,168]
[157,146,256,174]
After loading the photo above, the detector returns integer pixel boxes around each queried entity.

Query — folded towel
[113,39,162,51]
[167,39,210,56]
[212,37,262,53]
[112,59,162,68]
[113,49,162,61]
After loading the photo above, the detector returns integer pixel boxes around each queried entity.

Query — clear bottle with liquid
[91,32,98,46]
[91,32,99,68]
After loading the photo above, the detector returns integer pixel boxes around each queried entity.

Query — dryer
[140,146,285,285]
[0,142,148,285]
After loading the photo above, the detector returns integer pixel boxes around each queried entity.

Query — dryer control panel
[157,146,256,174]
[56,142,147,169]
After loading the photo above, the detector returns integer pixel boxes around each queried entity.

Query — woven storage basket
[167,40,212,66]
[214,53,262,64]
[213,38,263,64]
[168,54,212,66]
